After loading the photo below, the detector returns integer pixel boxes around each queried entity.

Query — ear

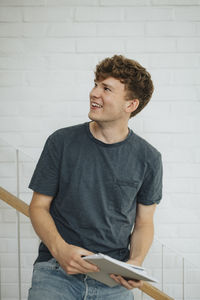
[125,99,139,113]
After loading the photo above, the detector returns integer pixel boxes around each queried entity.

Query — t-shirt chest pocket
[108,178,139,215]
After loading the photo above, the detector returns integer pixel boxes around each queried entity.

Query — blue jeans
[28,258,134,300]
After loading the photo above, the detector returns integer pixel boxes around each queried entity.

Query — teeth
[92,102,102,108]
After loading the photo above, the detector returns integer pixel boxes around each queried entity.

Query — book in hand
[83,253,158,287]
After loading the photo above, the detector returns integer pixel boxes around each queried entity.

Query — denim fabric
[28,258,134,300]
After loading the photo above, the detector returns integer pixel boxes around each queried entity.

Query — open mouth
[91,102,103,108]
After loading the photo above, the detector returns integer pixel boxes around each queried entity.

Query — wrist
[127,258,143,266]
[50,236,69,258]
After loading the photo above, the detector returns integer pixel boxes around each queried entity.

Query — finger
[78,258,99,272]
[110,274,142,289]
[64,259,91,274]
[69,260,98,274]
[66,264,97,275]
[84,250,95,256]
[127,280,143,288]
[73,257,99,273]
[117,276,133,290]
[64,261,86,274]
[80,249,95,256]
[66,267,83,275]
[62,260,83,274]
[110,274,121,284]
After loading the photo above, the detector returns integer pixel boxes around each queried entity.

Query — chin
[88,112,98,121]
[88,112,94,121]
[88,111,110,123]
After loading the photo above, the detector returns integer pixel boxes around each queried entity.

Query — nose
[90,86,101,99]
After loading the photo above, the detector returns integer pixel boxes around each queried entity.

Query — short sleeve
[28,134,61,197]
[137,153,163,205]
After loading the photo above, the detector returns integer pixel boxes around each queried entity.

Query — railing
[0,138,38,300]
[0,187,173,300]
[0,137,200,299]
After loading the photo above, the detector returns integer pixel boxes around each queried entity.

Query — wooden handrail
[0,186,174,300]
[0,186,29,217]
[140,282,173,300]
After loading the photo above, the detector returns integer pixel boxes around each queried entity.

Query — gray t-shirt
[29,122,163,263]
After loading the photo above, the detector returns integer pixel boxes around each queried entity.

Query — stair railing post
[182,257,185,300]
[162,243,164,292]
[16,149,22,300]
[141,290,144,300]
[0,256,2,300]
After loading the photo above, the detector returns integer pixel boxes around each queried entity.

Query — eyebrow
[94,80,114,90]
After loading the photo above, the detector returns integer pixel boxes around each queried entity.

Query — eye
[104,87,111,92]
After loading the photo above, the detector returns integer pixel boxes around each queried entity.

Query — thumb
[80,248,95,256]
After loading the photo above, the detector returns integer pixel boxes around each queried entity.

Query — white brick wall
[0,0,200,299]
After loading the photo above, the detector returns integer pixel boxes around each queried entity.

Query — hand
[53,239,99,275]
[110,259,143,290]
[110,274,143,290]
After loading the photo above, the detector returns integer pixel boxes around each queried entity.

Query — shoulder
[42,123,86,154]
[130,131,162,164]
[48,123,86,144]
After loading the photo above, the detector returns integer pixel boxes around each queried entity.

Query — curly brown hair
[94,55,154,118]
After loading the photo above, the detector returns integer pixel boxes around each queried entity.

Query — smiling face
[88,77,135,124]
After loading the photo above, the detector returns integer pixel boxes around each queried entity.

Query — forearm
[128,222,154,266]
[110,222,152,289]
[29,205,99,274]
[29,206,66,257]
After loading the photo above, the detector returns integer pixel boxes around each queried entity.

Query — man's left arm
[110,203,157,290]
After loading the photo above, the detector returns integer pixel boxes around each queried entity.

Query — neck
[89,121,130,144]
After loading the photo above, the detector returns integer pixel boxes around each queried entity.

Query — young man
[28,55,163,300]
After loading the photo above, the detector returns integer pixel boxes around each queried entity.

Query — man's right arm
[29,191,99,274]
